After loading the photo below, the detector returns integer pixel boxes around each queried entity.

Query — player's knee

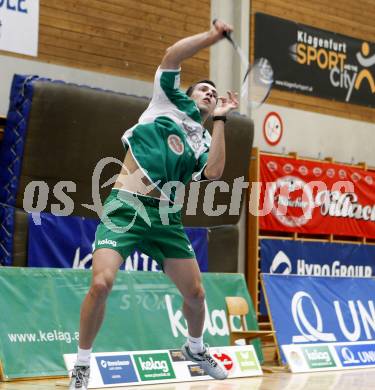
[89,278,113,300]
[185,284,205,304]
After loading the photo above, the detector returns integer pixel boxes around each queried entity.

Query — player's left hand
[213,91,239,117]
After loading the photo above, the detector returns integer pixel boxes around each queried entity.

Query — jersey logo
[182,120,202,152]
[168,134,184,155]
[174,74,180,89]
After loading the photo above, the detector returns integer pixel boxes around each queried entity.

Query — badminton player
[70,19,238,389]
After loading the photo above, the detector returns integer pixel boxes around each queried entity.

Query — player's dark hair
[186,80,216,97]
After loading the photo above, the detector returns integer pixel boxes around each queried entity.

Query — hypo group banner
[0,0,39,56]
[259,154,375,238]
[262,274,375,363]
[261,239,375,277]
[0,268,261,379]
[27,212,208,272]
[255,13,375,107]
[259,239,375,314]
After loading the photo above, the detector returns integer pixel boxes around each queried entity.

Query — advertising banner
[0,0,39,56]
[283,341,375,373]
[261,239,375,277]
[64,346,262,388]
[255,13,375,107]
[261,274,375,363]
[259,154,375,238]
[27,212,208,272]
[0,268,261,380]
[259,239,375,314]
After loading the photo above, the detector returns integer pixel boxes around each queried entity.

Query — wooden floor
[1,368,375,390]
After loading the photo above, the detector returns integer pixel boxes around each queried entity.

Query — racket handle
[212,18,232,41]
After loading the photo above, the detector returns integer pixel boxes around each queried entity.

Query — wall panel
[0,0,210,86]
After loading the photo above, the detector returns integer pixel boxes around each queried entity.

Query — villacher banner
[259,154,375,238]
[255,13,375,107]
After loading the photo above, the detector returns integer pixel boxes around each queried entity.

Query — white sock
[76,347,92,366]
[188,335,204,354]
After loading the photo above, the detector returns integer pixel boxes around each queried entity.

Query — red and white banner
[259,155,375,238]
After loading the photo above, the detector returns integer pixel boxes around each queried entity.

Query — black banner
[255,13,375,108]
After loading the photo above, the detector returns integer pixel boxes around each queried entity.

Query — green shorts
[94,189,195,267]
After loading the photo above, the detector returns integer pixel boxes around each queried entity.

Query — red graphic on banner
[213,353,234,372]
[259,155,375,238]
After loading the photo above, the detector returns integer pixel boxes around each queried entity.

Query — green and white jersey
[121,67,211,201]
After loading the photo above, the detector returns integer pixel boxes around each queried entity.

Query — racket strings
[247,58,274,108]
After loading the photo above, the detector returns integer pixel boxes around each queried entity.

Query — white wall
[252,102,375,167]
[0,54,153,116]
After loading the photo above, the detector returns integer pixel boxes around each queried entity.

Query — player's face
[190,83,218,114]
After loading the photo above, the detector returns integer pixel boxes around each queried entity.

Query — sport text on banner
[255,13,375,108]
[0,268,261,380]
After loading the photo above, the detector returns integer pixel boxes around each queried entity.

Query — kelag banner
[262,274,375,363]
[259,239,375,314]
[259,154,375,238]
[255,13,375,107]
[64,346,262,387]
[27,212,208,272]
[0,268,261,379]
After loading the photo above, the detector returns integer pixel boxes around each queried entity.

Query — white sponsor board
[283,341,375,373]
[0,0,39,56]
[64,345,262,388]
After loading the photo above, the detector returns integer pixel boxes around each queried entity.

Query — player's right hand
[211,19,233,40]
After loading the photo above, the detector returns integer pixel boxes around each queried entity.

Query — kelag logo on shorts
[302,346,336,369]
[96,355,138,384]
[235,350,259,372]
[134,352,175,381]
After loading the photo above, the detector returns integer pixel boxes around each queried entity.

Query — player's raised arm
[160,19,233,70]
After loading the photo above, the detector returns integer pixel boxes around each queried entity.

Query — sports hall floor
[1,368,375,390]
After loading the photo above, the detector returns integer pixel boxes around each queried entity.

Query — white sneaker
[69,365,90,390]
[181,343,228,380]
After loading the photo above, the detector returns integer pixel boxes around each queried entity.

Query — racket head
[242,57,274,109]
